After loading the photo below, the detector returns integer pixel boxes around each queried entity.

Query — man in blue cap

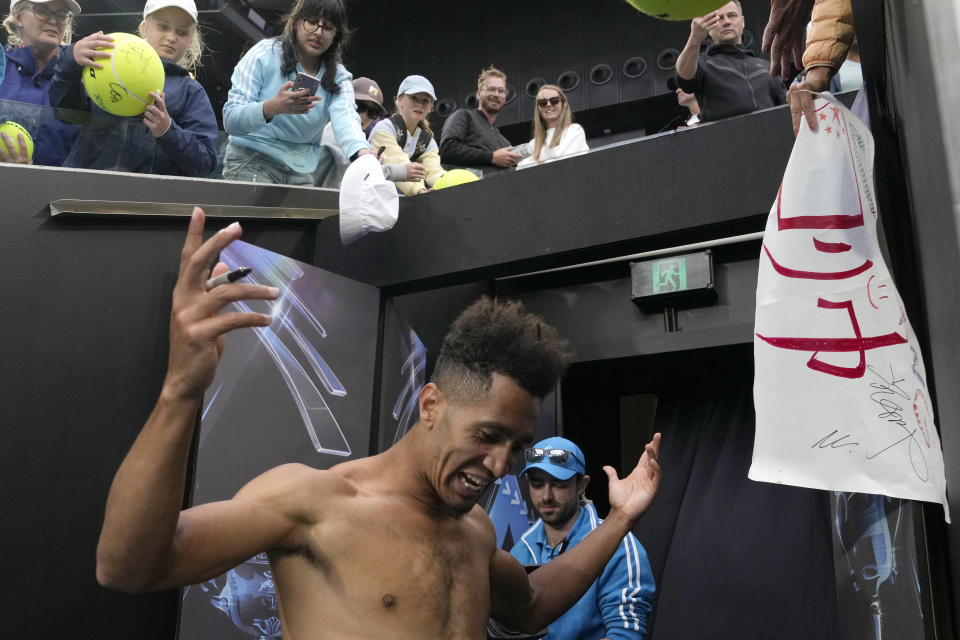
[510,437,656,640]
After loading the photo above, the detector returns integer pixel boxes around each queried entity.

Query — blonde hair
[3,0,74,47]
[476,65,506,91]
[394,94,434,138]
[531,84,573,161]
[138,10,205,72]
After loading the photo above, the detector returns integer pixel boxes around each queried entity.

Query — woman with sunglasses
[221,0,372,184]
[0,0,81,165]
[368,74,445,196]
[516,84,588,169]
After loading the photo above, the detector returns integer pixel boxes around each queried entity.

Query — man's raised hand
[690,11,720,42]
[604,433,662,523]
[162,207,278,401]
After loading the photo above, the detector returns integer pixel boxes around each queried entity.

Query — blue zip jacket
[223,38,368,174]
[48,44,218,176]
[510,503,655,640]
[0,44,80,166]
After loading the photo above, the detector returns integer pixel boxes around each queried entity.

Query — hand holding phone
[292,71,321,94]
[264,79,323,120]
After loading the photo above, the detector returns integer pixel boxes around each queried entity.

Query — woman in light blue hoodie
[221,0,372,185]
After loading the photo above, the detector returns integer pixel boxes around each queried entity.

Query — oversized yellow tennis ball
[626,0,728,21]
[82,32,165,117]
[0,120,33,161]
[433,169,480,190]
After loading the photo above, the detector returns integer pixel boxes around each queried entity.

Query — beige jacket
[803,0,855,71]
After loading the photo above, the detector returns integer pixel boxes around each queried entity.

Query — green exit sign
[652,257,688,293]
[631,250,717,312]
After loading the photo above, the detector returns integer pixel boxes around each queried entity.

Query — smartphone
[292,71,321,95]
[509,144,532,158]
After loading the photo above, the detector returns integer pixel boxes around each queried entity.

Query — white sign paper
[750,94,949,521]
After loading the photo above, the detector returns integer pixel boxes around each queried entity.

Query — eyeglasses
[29,4,72,23]
[302,17,337,35]
[482,86,507,95]
[537,96,563,108]
[524,447,584,468]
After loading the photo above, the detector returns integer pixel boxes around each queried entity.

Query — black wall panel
[551,9,586,112]
[583,0,621,109]
[616,2,654,102]
[349,0,773,128]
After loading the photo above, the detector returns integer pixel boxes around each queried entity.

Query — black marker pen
[206,266,252,291]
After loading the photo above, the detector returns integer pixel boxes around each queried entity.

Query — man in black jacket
[439,66,521,173]
[674,1,786,123]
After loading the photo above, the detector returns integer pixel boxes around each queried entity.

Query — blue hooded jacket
[49,44,218,176]
[0,44,80,166]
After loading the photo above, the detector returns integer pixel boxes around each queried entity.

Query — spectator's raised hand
[73,31,114,69]
[690,10,720,42]
[491,146,521,168]
[0,131,32,164]
[144,91,172,138]
[263,81,322,120]
[762,0,814,80]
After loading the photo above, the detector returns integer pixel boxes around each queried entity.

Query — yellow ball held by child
[0,121,34,161]
[433,169,480,190]
[625,0,727,21]
[82,33,165,117]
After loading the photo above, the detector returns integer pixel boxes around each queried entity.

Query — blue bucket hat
[520,436,586,481]
[397,75,437,101]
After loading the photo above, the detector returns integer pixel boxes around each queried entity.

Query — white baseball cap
[11,0,82,16]
[339,154,399,244]
[397,75,437,101]
[142,0,198,23]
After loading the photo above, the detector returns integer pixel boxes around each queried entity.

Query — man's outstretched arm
[676,12,718,82]
[490,434,662,632]
[96,208,284,592]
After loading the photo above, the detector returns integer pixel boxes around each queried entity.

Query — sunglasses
[356,102,380,116]
[537,96,563,108]
[524,447,583,468]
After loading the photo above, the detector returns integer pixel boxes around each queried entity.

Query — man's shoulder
[510,519,544,557]
[239,462,356,501]
[449,108,484,125]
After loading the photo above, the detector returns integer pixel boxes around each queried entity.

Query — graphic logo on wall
[202,241,354,457]
[484,474,533,550]
[390,328,426,445]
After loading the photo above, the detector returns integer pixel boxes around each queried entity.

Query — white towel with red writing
[750,93,949,521]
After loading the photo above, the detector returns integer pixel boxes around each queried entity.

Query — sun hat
[338,154,399,244]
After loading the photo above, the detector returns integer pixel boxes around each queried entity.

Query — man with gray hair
[674,0,786,122]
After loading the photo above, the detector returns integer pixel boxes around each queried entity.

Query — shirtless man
[96,207,662,639]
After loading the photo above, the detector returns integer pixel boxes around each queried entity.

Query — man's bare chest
[272,501,492,638]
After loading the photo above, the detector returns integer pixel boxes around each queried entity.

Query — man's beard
[537,500,579,528]
[481,98,501,114]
